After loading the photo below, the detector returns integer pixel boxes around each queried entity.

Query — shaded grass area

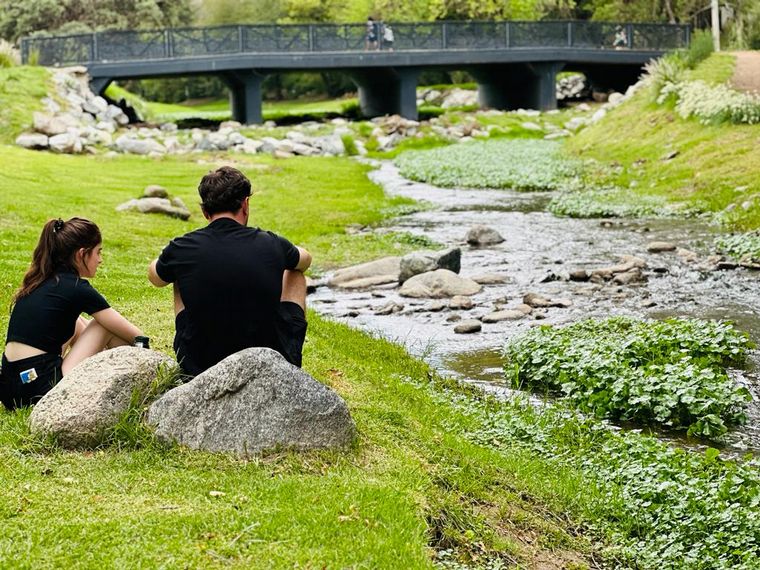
[563,53,760,229]
[106,86,359,124]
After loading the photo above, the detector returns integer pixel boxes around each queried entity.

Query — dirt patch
[730,51,760,94]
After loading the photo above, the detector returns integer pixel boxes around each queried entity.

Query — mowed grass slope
[0,68,591,567]
[565,53,760,229]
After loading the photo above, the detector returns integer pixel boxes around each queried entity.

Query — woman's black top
[5,271,109,355]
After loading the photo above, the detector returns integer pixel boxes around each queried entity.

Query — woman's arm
[91,308,143,344]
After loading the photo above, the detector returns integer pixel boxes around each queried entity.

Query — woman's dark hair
[14,217,101,301]
[198,166,252,216]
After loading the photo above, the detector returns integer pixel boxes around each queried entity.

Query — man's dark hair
[198,166,252,215]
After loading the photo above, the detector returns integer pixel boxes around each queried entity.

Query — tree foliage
[0,0,194,42]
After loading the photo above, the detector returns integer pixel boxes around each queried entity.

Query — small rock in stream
[481,310,525,323]
[470,273,509,285]
[569,269,590,282]
[465,225,505,246]
[449,295,474,310]
[454,320,481,334]
[647,241,677,253]
[374,301,404,315]
[446,314,462,322]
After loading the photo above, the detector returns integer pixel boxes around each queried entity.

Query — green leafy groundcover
[503,317,753,437]
[394,139,580,191]
[715,232,760,262]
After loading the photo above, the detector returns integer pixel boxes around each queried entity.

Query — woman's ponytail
[14,217,101,301]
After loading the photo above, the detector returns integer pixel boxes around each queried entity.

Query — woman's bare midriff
[4,341,46,361]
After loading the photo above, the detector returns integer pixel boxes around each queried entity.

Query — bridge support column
[349,68,420,120]
[222,70,264,125]
[90,77,112,96]
[472,62,565,112]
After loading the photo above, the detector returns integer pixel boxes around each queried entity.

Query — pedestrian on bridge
[365,17,378,51]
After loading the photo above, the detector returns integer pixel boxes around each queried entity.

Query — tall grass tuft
[0,40,20,68]
[103,363,184,451]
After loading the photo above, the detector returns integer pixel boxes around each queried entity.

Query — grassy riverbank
[564,52,760,230]
[2,64,760,567]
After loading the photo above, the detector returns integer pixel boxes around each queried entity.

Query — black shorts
[0,352,63,410]
[274,301,307,368]
[175,302,308,376]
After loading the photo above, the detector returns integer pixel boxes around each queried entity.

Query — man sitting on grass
[148,166,312,376]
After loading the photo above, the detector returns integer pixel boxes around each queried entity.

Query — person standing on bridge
[366,17,379,51]
[148,166,312,376]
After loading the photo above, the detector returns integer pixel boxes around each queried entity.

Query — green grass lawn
[0,141,593,567]
[564,53,760,229]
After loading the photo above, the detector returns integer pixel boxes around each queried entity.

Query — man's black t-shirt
[5,271,110,355]
[155,218,300,375]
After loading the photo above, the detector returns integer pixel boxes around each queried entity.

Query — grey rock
[523,293,553,308]
[646,241,677,253]
[29,347,175,448]
[115,135,165,155]
[611,268,646,285]
[569,269,589,282]
[399,269,482,298]
[147,348,356,455]
[481,310,525,323]
[515,303,533,315]
[466,225,505,246]
[48,133,82,153]
[399,247,461,283]
[328,257,401,288]
[447,314,462,322]
[374,301,404,315]
[454,320,481,334]
[470,273,508,285]
[16,133,49,149]
[116,197,191,220]
[143,185,168,198]
[33,112,72,136]
[449,295,473,310]
[425,300,447,312]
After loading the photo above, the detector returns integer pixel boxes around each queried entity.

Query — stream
[311,160,760,453]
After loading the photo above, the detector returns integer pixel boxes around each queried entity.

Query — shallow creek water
[311,161,760,453]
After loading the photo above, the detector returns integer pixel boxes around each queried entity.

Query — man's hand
[294,247,312,272]
[148,259,169,287]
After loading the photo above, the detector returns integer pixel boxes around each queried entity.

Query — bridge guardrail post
[442,22,447,49]
[505,21,511,48]
[20,38,28,64]
[626,23,633,49]
[238,25,244,53]
[308,25,314,51]
[567,21,573,47]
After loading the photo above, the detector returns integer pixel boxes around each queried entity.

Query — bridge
[21,21,690,123]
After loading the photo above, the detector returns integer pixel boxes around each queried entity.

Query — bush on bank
[503,317,753,437]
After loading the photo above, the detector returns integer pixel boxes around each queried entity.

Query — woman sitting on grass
[0,217,144,410]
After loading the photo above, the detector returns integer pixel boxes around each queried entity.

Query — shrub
[685,29,715,68]
[394,139,580,191]
[715,232,760,262]
[667,80,760,125]
[503,317,753,437]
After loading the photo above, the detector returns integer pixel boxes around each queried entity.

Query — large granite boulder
[328,256,401,289]
[146,348,356,455]
[29,347,176,448]
[399,269,482,298]
[399,247,461,283]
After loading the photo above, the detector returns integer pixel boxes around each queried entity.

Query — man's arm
[148,259,170,287]
[294,246,312,272]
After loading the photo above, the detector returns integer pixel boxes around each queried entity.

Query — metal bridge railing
[20,20,691,66]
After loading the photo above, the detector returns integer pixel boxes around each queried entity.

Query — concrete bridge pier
[472,62,565,111]
[222,70,265,124]
[350,67,420,120]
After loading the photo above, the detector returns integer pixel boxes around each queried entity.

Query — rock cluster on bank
[116,184,192,220]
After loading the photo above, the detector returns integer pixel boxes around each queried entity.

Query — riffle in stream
[311,161,760,454]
